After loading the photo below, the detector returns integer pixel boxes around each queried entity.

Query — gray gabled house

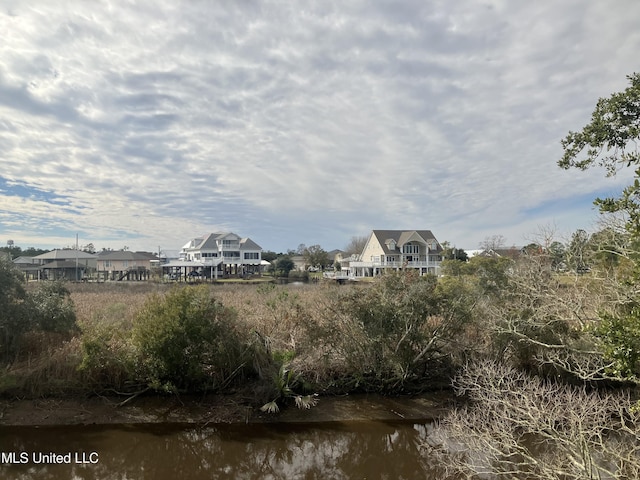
[31,249,97,281]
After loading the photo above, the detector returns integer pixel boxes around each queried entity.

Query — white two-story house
[349,230,443,277]
[180,232,262,277]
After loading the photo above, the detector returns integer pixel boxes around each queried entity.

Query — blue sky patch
[0,177,72,207]
[522,189,623,218]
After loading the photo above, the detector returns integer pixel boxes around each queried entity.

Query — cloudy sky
[1,1,639,254]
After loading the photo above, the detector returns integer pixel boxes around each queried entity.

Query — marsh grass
[69,282,167,325]
[3,336,83,396]
[3,276,467,400]
[86,282,368,396]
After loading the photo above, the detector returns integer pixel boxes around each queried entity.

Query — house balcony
[222,256,261,265]
[348,258,441,278]
[350,259,440,269]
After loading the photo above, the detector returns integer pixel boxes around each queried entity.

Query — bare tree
[344,235,368,256]
[428,361,640,479]
[479,234,507,252]
[498,231,640,386]
[524,223,559,251]
[470,247,636,385]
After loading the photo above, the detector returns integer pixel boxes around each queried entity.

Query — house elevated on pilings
[32,249,97,281]
[349,229,443,278]
[178,232,263,278]
[95,250,159,281]
[12,256,41,281]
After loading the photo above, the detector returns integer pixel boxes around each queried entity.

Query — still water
[0,420,446,479]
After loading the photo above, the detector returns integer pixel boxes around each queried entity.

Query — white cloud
[0,1,639,252]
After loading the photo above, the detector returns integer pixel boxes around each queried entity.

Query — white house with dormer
[349,229,443,277]
[180,232,262,277]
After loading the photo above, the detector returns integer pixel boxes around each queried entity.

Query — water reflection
[1,420,445,479]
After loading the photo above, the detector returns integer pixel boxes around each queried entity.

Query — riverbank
[0,391,455,427]
[2,276,470,424]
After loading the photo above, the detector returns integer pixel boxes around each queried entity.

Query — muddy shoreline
[0,391,455,427]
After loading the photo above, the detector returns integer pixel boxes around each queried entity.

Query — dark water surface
[0,420,446,479]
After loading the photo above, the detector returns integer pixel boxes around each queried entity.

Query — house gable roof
[370,230,442,255]
[183,232,262,252]
[182,238,203,250]
[34,249,97,260]
[12,256,36,264]
[239,238,261,250]
[197,233,220,250]
[397,230,427,246]
[97,251,159,261]
[327,249,345,258]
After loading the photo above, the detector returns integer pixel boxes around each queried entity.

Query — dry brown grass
[64,280,465,393]
[211,282,354,385]
[5,338,84,396]
[4,277,468,397]
[68,281,342,338]
[62,281,352,391]
[1,283,176,396]
[68,282,171,325]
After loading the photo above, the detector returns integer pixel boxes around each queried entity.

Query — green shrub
[596,304,640,379]
[26,281,78,334]
[78,304,137,392]
[0,258,27,362]
[332,270,471,390]
[131,285,249,392]
[1,262,80,364]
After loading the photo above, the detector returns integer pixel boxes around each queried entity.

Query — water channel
[0,419,446,479]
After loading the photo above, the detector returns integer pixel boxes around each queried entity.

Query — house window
[244,252,259,259]
[104,260,112,268]
[224,251,240,258]
[402,244,419,254]
[222,240,239,247]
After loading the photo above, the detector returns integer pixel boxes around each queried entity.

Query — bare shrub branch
[430,361,640,479]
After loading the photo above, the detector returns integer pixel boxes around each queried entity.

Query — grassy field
[69,281,341,351]
[3,280,364,400]
[5,272,472,404]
